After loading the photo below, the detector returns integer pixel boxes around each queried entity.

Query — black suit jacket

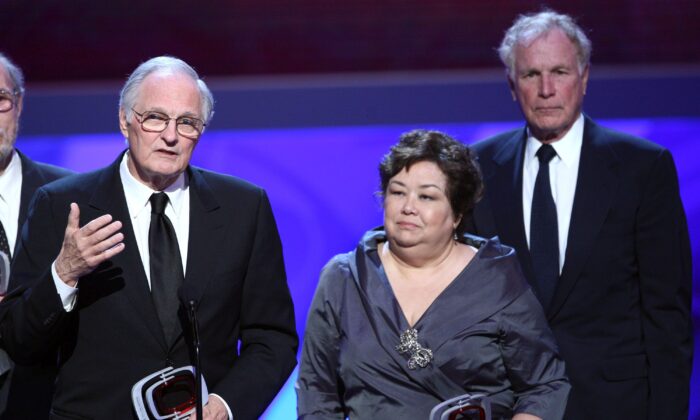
[15,149,75,255]
[0,149,73,419]
[465,117,693,420]
[2,153,298,420]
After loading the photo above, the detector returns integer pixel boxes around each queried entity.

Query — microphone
[178,284,203,420]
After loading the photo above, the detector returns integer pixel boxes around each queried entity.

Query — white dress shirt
[522,114,584,273]
[119,152,190,284]
[0,150,22,258]
[53,153,190,307]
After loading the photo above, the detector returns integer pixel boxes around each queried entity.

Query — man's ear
[15,94,23,117]
[581,64,590,95]
[507,75,517,101]
[119,108,129,138]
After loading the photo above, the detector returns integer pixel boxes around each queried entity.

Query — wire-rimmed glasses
[131,108,205,138]
[0,89,20,113]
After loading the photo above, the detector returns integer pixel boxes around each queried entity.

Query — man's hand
[54,203,125,287]
[190,394,229,420]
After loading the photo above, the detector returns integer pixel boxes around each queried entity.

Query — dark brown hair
[379,129,483,234]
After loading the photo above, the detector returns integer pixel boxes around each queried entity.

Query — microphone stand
[186,300,203,420]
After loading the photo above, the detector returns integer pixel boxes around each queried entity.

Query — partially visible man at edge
[0,52,74,419]
[465,10,693,420]
[0,56,297,419]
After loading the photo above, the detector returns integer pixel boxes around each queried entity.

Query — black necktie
[149,192,184,342]
[530,144,559,309]
[0,220,9,258]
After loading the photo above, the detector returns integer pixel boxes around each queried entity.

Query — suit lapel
[182,167,223,306]
[17,151,50,247]
[485,129,536,284]
[87,154,169,352]
[547,118,619,319]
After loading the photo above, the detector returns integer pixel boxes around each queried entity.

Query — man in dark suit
[466,10,693,420]
[1,56,297,419]
[0,52,74,419]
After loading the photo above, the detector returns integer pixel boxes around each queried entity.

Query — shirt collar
[525,113,584,167]
[0,149,22,203]
[119,152,188,220]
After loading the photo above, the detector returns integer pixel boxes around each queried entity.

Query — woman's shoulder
[310,251,360,317]
[460,233,530,296]
[461,233,517,259]
[316,250,358,295]
[321,251,355,278]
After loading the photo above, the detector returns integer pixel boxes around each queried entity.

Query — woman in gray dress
[297,130,569,419]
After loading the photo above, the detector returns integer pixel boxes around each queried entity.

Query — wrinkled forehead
[136,70,202,115]
[516,27,563,49]
[513,28,579,66]
[517,26,545,47]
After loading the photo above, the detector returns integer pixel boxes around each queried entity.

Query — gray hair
[119,56,214,124]
[498,10,592,78]
[0,52,25,95]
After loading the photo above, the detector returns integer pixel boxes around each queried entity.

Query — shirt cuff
[209,393,233,420]
[51,261,79,311]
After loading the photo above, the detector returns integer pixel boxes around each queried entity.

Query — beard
[0,126,17,162]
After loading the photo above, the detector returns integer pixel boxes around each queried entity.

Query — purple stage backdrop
[18,118,700,419]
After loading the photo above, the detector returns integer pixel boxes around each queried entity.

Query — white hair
[498,10,592,77]
[119,56,214,124]
[0,52,25,95]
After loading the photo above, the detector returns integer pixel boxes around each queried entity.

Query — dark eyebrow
[419,184,444,192]
[389,180,444,192]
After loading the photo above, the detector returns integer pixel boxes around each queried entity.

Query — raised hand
[54,203,125,287]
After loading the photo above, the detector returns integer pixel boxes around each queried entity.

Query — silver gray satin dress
[297,229,570,419]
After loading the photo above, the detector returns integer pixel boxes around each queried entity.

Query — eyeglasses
[131,108,205,138]
[0,89,20,113]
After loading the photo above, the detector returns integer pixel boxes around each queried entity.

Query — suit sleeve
[635,149,693,419]
[295,257,347,419]
[499,288,570,420]
[1,187,73,364]
[218,190,298,420]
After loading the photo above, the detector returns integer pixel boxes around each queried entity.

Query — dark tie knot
[150,192,169,215]
[536,144,557,164]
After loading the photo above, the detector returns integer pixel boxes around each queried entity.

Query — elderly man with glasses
[0,56,297,420]
[0,52,74,419]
